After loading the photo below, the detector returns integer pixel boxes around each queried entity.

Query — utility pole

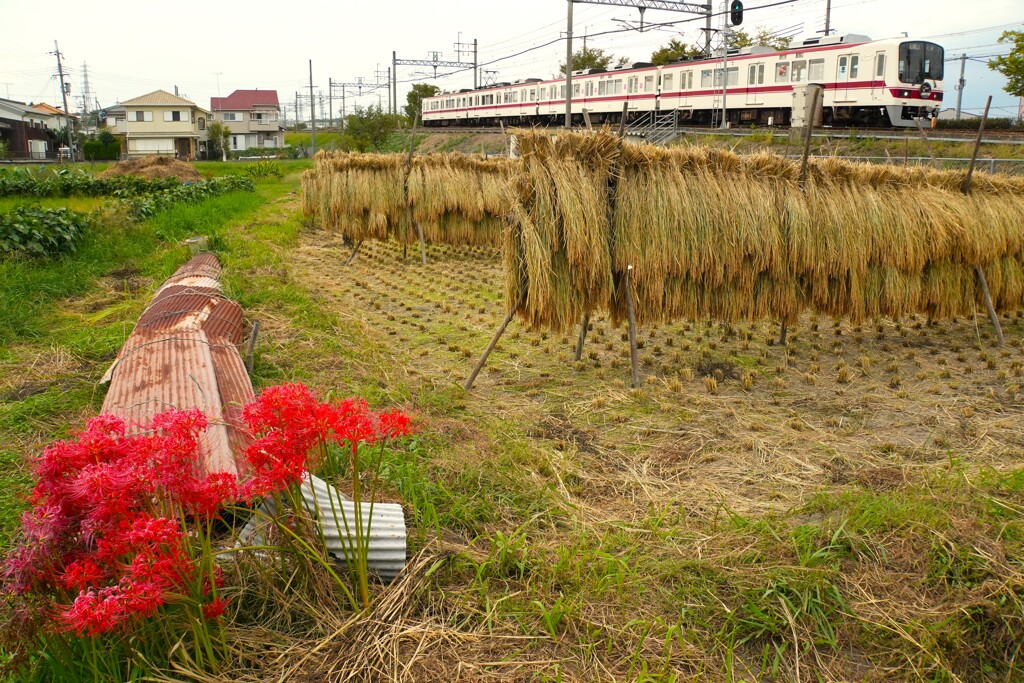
[955,53,966,120]
[824,0,831,36]
[51,41,74,161]
[328,78,333,128]
[474,39,478,89]
[565,0,574,128]
[456,35,480,90]
[392,51,398,117]
[309,59,316,155]
[294,91,299,133]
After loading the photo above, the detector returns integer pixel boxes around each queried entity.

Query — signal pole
[51,41,74,160]
[565,0,574,128]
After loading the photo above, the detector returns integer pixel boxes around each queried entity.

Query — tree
[651,38,703,65]
[752,27,792,51]
[344,105,400,152]
[559,46,629,76]
[405,83,441,122]
[989,30,1024,98]
[206,121,230,161]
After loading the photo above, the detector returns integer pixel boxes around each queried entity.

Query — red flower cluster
[2,383,412,640]
[241,383,412,497]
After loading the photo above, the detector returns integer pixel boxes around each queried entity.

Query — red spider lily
[201,596,229,621]
[3,382,413,644]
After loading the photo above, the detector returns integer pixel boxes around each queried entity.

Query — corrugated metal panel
[100,254,255,477]
[236,474,408,581]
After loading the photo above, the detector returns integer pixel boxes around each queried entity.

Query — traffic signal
[730,0,743,26]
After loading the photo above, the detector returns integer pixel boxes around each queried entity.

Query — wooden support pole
[913,116,939,169]
[245,320,261,373]
[778,320,787,346]
[403,115,427,266]
[625,265,640,388]
[345,240,363,265]
[617,101,629,137]
[582,109,593,130]
[574,312,590,361]
[797,87,821,190]
[464,310,515,391]
[960,96,1004,346]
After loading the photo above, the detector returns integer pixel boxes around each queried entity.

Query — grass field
[1,158,1022,681]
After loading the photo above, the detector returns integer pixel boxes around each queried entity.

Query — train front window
[899,42,944,83]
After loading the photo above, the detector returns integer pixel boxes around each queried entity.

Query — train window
[530,89,536,100]
[560,85,566,99]
[701,70,713,87]
[748,64,764,85]
[644,75,654,92]
[838,56,848,77]
[611,80,622,94]
[573,83,581,96]
[809,59,824,81]
[876,53,886,78]
[850,56,860,78]
[686,72,693,89]
[776,62,789,82]
[898,42,944,83]
[597,81,605,96]
[663,73,673,91]
[791,60,806,82]
[586,82,593,96]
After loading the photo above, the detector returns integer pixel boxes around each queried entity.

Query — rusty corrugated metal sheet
[100,254,254,477]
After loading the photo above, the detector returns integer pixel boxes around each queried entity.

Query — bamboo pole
[464,310,515,390]
[245,320,261,373]
[617,101,629,137]
[403,115,427,265]
[797,87,821,190]
[960,96,1004,346]
[625,265,639,388]
[582,109,593,130]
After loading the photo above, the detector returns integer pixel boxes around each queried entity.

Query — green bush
[0,205,90,256]
[82,140,121,161]
[934,117,1024,131]
[0,168,179,198]
[233,146,290,159]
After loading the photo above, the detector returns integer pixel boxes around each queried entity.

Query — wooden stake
[245,320,260,373]
[960,96,1004,346]
[345,240,363,265]
[798,87,821,190]
[961,96,991,194]
[574,312,590,361]
[625,265,640,388]
[402,115,427,266]
[778,320,787,346]
[617,101,629,137]
[582,109,593,130]
[464,310,515,391]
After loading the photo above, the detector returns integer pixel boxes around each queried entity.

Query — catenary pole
[955,54,966,120]
[565,0,574,128]
[309,60,316,155]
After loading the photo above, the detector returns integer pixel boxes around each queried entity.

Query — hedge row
[0,168,182,198]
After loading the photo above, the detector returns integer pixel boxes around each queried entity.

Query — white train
[423,35,944,128]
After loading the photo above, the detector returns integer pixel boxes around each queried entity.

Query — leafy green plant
[0,205,90,256]
[243,160,284,180]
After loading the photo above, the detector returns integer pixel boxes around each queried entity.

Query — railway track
[422,125,1024,145]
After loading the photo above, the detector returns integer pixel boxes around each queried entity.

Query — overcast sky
[1,0,1020,120]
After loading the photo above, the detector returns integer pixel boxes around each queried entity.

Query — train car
[421,34,944,129]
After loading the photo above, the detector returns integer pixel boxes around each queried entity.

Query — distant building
[105,90,210,159]
[0,97,65,160]
[210,90,283,151]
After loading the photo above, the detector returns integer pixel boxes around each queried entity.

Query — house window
[163,110,182,122]
[223,112,238,121]
[134,110,153,122]
[231,136,238,149]
[198,117,205,130]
